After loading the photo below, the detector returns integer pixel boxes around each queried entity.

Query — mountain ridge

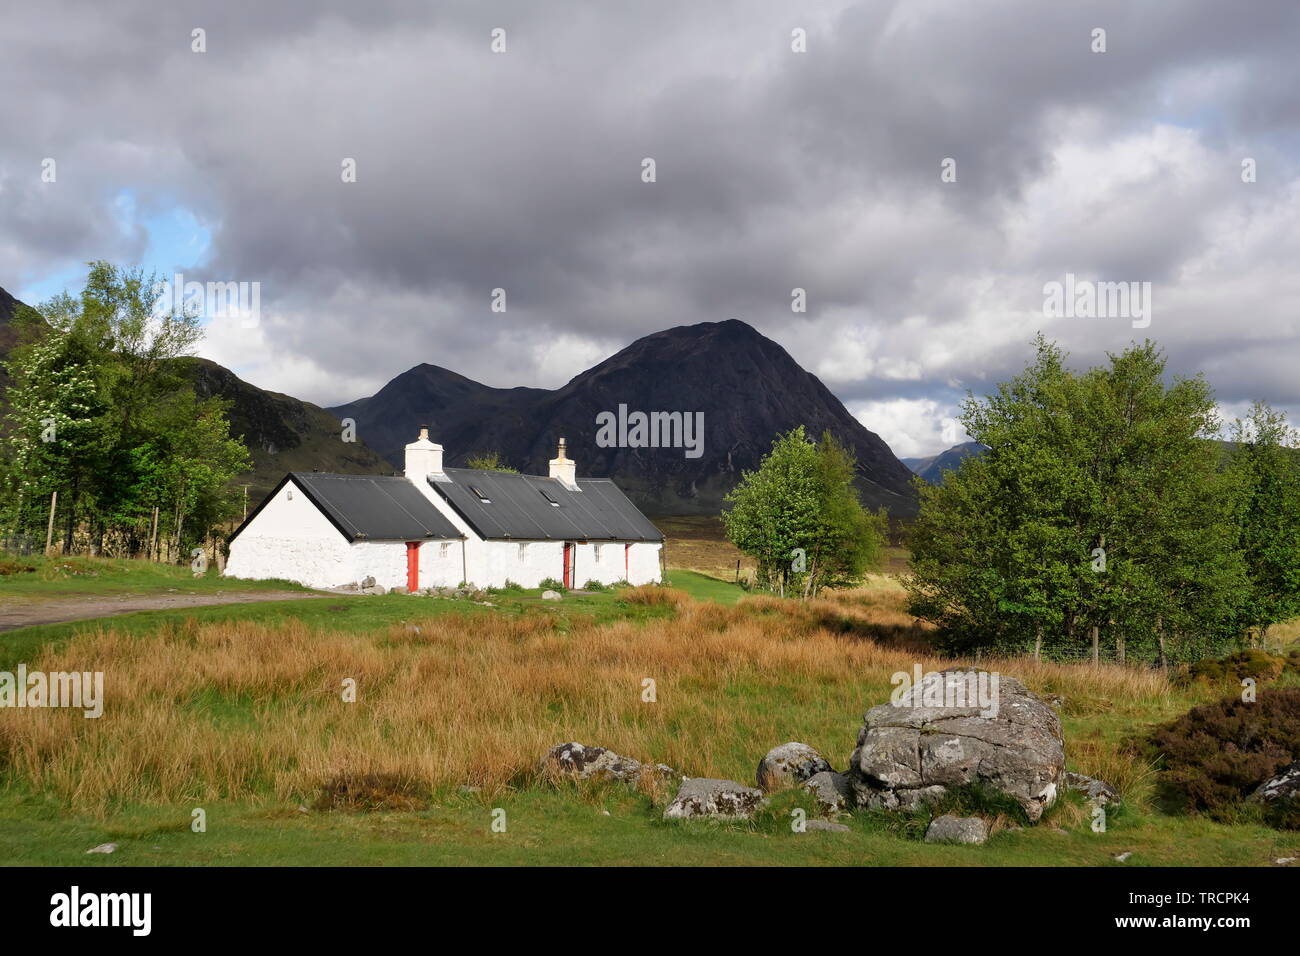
[330,319,919,516]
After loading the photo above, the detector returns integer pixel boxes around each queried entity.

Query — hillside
[0,285,389,500]
[179,358,390,500]
[902,441,988,485]
[332,320,919,516]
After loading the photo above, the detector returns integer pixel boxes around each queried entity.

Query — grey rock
[848,669,1065,822]
[756,742,833,792]
[362,585,387,595]
[360,576,376,589]
[85,842,118,854]
[540,742,642,782]
[541,590,563,601]
[1065,771,1122,806]
[802,770,854,817]
[1249,761,1300,803]
[1113,851,1133,862]
[663,778,766,820]
[800,819,851,833]
[924,814,988,845]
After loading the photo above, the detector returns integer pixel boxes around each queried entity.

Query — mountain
[0,285,389,500]
[902,441,988,485]
[331,319,919,516]
[181,358,390,499]
[0,285,29,396]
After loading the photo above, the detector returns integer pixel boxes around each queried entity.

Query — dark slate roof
[229,473,463,544]
[428,468,663,542]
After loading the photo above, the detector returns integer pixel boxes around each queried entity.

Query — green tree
[907,337,1246,663]
[1227,402,1300,645]
[1,262,249,559]
[465,450,518,473]
[722,426,885,598]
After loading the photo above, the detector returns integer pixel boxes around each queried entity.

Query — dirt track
[0,590,329,633]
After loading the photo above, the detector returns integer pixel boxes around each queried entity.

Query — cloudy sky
[3,1,1298,457]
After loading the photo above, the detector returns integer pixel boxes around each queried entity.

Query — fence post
[44,491,57,555]
[1090,625,1100,665]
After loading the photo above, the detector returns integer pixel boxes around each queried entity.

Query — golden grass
[0,586,1185,816]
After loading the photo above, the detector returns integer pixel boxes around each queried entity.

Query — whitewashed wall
[228,474,664,590]
[226,479,355,588]
[225,479,464,590]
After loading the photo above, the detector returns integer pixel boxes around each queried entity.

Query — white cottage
[225,429,664,591]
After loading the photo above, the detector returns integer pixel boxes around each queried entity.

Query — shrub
[539,577,565,591]
[620,584,689,607]
[582,579,610,592]
[1149,688,1300,818]
[1179,649,1286,687]
[314,773,427,812]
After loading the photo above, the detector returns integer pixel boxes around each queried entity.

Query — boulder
[799,819,851,833]
[1064,771,1121,807]
[541,742,644,782]
[360,576,376,589]
[663,778,766,820]
[756,742,833,792]
[541,590,563,601]
[848,669,1065,822]
[362,585,387,595]
[924,814,988,845]
[1250,761,1300,803]
[802,770,854,817]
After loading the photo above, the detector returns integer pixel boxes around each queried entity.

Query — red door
[562,542,574,589]
[406,542,419,592]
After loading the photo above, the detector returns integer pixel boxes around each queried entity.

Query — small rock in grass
[541,590,563,601]
[800,819,851,833]
[663,778,766,820]
[1113,852,1133,862]
[1065,771,1121,807]
[756,742,833,792]
[924,815,988,845]
[86,843,118,855]
[541,742,642,782]
[802,770,854,817]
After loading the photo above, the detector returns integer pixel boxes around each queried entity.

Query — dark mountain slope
[0,284,388,500]
[902,441,988,485]
[332,320,919,516]
[180,358,390,500]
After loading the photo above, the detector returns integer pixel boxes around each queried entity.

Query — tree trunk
[44,491,57,555]
[1156,616,1167,671]
[149,506,160,562]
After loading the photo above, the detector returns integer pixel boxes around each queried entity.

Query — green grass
[1,783,1293,867]
[3,555,1298,867]
[664,568,747,605]
[0,579,678,670]
[0,553,306,602]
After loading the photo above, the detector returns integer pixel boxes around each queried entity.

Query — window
[440,542,450,558]
[518,543,528,561]
[539,488,559,507]
[470,485,491,503]
[594,544,603,563]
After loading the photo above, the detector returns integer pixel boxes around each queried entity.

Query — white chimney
[548,436,577,489]
[405,425,444,480]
